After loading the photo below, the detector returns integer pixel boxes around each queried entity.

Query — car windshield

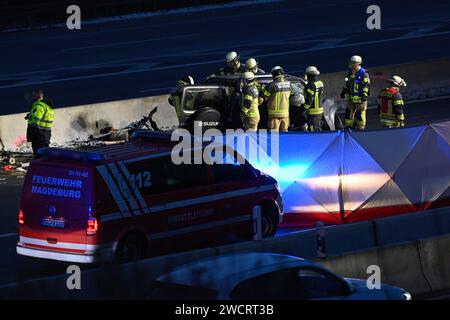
[182,87,227,112]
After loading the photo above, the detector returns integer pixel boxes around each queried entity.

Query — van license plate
[41,218,65,228]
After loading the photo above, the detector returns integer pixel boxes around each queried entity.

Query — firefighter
[265,66,292,132]
[245,58,265,75]
[241,72,260,131]
[378,75,407,128]
[340,55,370,130]
[210,51,246,77]
[303,66,324,132]
[168,75,194,117]
[25,89,54,158]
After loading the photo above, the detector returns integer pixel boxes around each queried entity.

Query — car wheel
[261,206,278,238]
[114,233,146,264]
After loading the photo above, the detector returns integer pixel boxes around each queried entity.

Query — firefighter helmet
[271,66,284,78]
[349,55,363,65]
[243,71,255,82]
[226,51,240,63]
[305,66,320,76]
[388,75,407,87]
[245,58,258,70]
[178,75,194,86]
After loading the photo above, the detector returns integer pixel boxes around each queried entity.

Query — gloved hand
[24,113,29,120]
[361,96,368,102]
[340,88,346,99]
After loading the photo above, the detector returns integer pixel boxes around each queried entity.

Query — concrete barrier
[318,57,450,111]
[325,220,376,255]
[319,241,432,295]
[418,234,450,292]
[2,207,450,298]
[1,58,449,151]
[217,229,317,259]
[0,94,176,151]
[0,247,215,299]
[430,206,450,235]
[374,210,440,246]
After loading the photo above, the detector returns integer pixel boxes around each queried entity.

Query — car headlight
[402,292,412,300]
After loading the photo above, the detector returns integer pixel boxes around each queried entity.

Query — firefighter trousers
[344,100,367,130]
[268,117,290,132]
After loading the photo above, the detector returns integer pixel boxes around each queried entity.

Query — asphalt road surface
[1,0,450,114]
[0,97,448,289]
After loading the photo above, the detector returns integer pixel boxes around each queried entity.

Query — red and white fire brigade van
[17,132,283,263]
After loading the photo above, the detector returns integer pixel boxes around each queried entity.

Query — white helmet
[243,71,255,82]
[245,58,258,70]
[388,75,407,87]
[349,55,363,65]
[178,75,194,86]
[226,51,239,63]
[271,66,284,78]
[305,65,320,75]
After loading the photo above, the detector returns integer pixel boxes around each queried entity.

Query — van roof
[38,140,174,164]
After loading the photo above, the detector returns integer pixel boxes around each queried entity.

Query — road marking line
[62,33,199,52]
[0,233,18,238]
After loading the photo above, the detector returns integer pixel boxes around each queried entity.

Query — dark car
[176,74,307,132]
[147,253,412,300]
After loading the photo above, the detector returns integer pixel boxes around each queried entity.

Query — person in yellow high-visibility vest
[25,89,54,158]
[378,75,407,128]
[241,72,260,131]
[340,55,370,130]
[265,66,293,132]
[168,75,195,117]
[303,66,324,132]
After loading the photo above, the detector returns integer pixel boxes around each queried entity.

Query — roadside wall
[1,58,449,151]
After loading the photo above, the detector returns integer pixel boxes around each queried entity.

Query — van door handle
[47,238,57,244]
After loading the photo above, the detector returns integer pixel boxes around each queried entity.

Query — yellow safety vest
[266,77,291,118]
[304,80,324,115]
[242,83,260,120]
[28,98,54,131]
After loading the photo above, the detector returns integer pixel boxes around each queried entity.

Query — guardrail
[1,206,449,299]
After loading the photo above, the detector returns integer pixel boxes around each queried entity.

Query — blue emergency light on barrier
[37,147,105,162]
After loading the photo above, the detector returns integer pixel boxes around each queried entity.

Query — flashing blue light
[38,148,105,162]
[252,161,310,192]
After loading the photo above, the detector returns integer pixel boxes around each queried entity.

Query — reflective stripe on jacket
[378,87,405,121]
[266,77,292,118]
[27,98,54,131]
[241,82,260,120]
[346,67,370,103]
[303,80,324,115]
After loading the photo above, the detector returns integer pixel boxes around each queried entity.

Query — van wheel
[261,206,278,238]
[115,233,146,264]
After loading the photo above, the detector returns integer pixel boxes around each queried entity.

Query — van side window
[162,161,208,192]
[212,162,254,183]
[125,158,208,195]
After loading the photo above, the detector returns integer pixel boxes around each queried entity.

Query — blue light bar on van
[37,147,105,162]
[132,130,174,142]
